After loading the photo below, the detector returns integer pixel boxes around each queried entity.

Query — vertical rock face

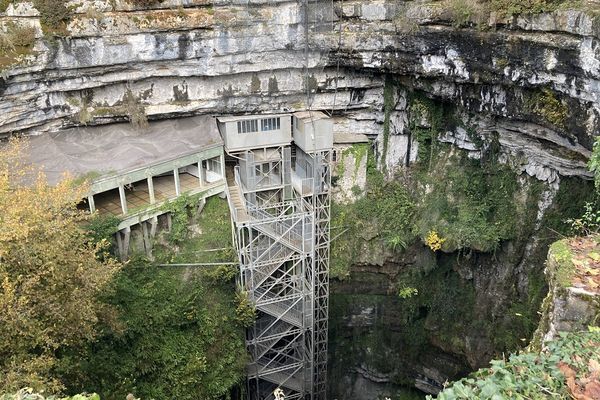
[1,1,600,398]
[0,0,597,182]
[531,237,600,350]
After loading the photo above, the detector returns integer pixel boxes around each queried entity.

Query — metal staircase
[224,124,331,400]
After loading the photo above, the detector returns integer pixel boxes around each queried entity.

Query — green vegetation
[33,0,72,36]
[334,143,369,184]
[588,135,600,191]
[331,150,415,278]
[0,0,12,13]
[160,193,204,244]
[85,214,121,244]
[123,89,148,131]
[0,139,120,393]
[548,239,576,288]
[156,196,235,264]
[60,257,246,400]
[419,0,596,30]
[525,87,569,129]
[445,0,487,28]
[431,328,600,399]
[544,176,597,235]
[408,91,444,169]
[60,197,246,400]
[415,148,521,252]
[1,389,99,400]
[0,22,36,68]
[1,137,245,400]
[489,0,572,16]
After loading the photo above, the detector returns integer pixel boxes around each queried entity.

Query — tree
[0,139,120,393]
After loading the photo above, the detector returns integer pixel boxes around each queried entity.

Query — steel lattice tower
[220,113,332,400]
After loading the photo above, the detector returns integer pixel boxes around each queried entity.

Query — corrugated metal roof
[23,116,222,185]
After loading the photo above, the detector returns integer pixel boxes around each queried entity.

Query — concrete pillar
[150,215,158,237]
[174,168,181,196]
[118,185,128,215]
[166,213,172,232]
[88,195,96,213]
[142,221,151,255]
[122,226,131,261]
[147,176,156,204]
[198,160,204,188]
[115,230,123,256]
[220,153,226,179]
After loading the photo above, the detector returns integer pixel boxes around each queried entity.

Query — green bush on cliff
[60,257,247,400]
[431,328,600,399]
[415,147,521,252]
[33,0,72,35]
[58,198,245,400]
[331,152,415,278]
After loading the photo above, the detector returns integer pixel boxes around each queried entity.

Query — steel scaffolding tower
[219,113,332,400]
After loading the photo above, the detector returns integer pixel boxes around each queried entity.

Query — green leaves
[63,263,247,400]
[589,136,600,192]
[430,329,600,399]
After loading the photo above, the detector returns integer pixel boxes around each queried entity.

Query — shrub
[444,0,488,27]
[489,0,564,17]
[127,0,165,8]
[33,0,72,35]
[123,89,148,131]
[0,23,36,55]
[431,329,600,399]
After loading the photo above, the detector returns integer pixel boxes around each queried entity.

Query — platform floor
[95,173,202,216]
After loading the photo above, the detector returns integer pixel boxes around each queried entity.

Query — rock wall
[0,0,597,183]
[530,236,600,350]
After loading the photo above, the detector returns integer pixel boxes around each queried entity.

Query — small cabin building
[217,114,292,153]
[292,111,333,153]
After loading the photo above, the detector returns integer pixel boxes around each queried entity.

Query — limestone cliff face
[0,0,597,183]
[2,1,600,398]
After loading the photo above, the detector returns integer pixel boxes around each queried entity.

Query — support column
[147,176,156,204]
[115,230,123,256]
[88,195,96,213]
[174,168,181,196]
[150,215,158,237]
[166,213,172,232]
[122,226,131,261]
[220,152,226,179]
[198,160,204,188]
[118,185,128,215]
[142,221,151,256]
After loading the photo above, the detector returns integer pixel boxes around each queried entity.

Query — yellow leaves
[589,252,600,262]
[426,230,446,252]
[0,138,119,392]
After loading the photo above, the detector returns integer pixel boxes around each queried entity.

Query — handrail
[224,185,239,222]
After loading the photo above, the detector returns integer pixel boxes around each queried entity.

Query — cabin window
[237,119,258,134]
[260,117,280,131]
